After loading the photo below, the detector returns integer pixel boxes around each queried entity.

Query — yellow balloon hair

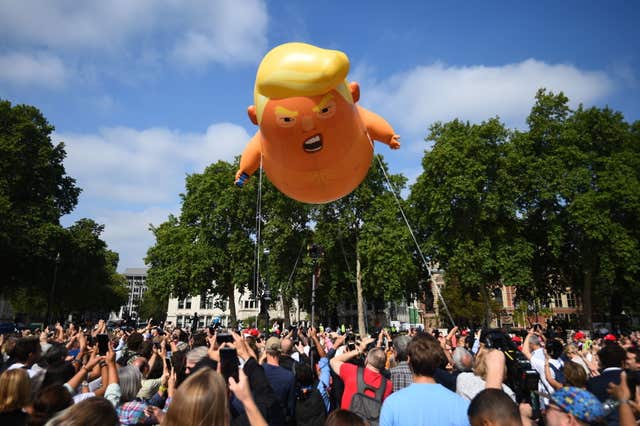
[253,42,353,124]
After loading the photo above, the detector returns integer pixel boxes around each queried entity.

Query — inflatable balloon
[234,42,400,204]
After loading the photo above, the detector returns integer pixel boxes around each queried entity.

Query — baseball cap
[574,331,585,340]
[511,335,522,343]
[266,336,282,352]
[549,387,604,423]
[604,333,617,342]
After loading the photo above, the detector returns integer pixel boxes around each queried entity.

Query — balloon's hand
[389,135,400,149]
[235,171,250,187]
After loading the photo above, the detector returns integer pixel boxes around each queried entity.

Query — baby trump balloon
[234,42,400,204]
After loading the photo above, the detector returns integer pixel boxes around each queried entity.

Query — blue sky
[1,1,638,270]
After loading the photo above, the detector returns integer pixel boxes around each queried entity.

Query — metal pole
[311,264,316,328]
[47,252,60,325]
[263,249,271,331]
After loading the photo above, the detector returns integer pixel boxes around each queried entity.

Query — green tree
[1,100,125,319]
[410,118,529,326]
[0,99,81,297]
[260,178,311,327]
[10,219,128,319]
[514,90,640,326]
[146,160,257,326]
[139,289,169,322]
[313,156,419,334]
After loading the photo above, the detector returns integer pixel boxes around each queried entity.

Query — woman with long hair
[162,367,267,426]
[162,369,229,426]
[46,396,119,426]
[0,369,32,425]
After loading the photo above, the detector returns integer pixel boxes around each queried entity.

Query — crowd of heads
[0,319,639,425]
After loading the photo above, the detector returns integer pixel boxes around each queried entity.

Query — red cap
[574,331,585,340]
[249,328,260,337]
[461,330,469,336]
[604,333,617,342]
[512,335,522,343]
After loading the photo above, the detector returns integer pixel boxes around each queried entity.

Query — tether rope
[368,137,456,327]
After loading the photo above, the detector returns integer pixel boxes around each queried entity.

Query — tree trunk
[356,248,366,337]
[282,296,291,328]
[227,283,237,328]
[582,269,592,329]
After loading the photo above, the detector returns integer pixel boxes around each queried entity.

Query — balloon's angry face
[260,90,363,167]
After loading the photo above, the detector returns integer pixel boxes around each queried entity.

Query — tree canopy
[411,90,640,327]
[146,160,257,325]
[0,99,127,319]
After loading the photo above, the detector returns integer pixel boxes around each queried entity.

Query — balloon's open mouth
[303,134,323,153]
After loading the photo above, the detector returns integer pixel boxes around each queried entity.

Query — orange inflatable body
[234,43,399,204]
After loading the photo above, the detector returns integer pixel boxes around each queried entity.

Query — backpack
[549,362,565,385]
[349,367,388,426]
[295,387,326,426]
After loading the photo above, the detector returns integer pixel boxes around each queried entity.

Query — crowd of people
[0,319,638,425]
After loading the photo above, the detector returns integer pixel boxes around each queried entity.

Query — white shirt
[7,362,42,378]
[530,353,563,395]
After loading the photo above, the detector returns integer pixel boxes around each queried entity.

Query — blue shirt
[380,382,470,426]
[316,357,331,411]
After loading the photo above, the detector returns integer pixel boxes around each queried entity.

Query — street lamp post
[309,244,323,328]
[47,252,61,325]
[261,249,271,331]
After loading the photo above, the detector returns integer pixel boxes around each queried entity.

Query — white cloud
[0,52,67,88]
[96,206,178,269]
[62,205,179,270]
[0,1,155,50]
[361,59,614,134]
[0,0,268,67]
[172,0,268,66]
[56,123,252,205]
[58,122,253,269]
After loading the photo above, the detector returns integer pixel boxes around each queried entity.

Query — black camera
[480,329,540,406]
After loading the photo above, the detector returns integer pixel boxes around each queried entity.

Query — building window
[214,299,228,311]
[243,300,256,310]
[185,297,192,309]
[178,299,184,309]
[567,293,576,308]
[200,294,214,310]
[553,293,563,308]
[176,315,184,328]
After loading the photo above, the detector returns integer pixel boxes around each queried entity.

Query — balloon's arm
[235,133,262,187]
[357,106,400,150]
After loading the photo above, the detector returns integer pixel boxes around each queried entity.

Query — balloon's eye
[316,100,336,119]
[277,116,296,127]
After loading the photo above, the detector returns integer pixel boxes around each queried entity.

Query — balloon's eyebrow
[312,93,334,112]
[275,106,298,117]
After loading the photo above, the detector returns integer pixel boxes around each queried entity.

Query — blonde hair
[0,369,31,412]
[161,369,228,426]
[565,344,579,356]
[473,349,507,381]
[473,349,489,379]
[254,42,353,124]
